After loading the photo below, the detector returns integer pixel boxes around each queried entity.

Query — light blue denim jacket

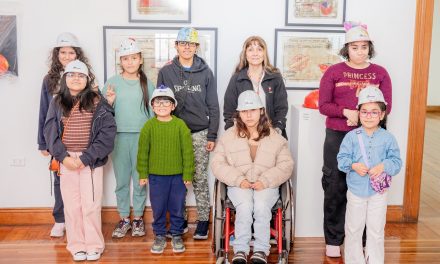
[337,127,402,197]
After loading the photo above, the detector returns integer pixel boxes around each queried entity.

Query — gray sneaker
[131,219,146,237]
[171,235,186,253]
[151,236,167,254]
[165,220,188,238]
[112,219,131,238]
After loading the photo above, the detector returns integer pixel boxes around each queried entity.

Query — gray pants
[191,129,210,221]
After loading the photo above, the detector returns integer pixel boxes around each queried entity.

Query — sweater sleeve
[271,75,288,130]
[180,121,195,181]
[223,74,239,130]
[319,68,345,118]
[258,140,294,188]
[379,67,392,114]
[210,137,247,187]
[205,69,220,142]
[38,77,51,150]
[337,133,354,173]
[137,122,151,179]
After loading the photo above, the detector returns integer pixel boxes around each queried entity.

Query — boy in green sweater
[137,86,194,254]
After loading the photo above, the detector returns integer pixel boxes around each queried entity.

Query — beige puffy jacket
[211,127,294,188]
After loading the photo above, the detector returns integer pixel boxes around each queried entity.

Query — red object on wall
[303,89,319,109]
[0,54,9,74]
[139,0,150,7]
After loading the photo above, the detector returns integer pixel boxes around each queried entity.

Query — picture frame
[0,15,18,78]
[128,0,191,23]
[103,26,217,85]
[274,28,345,90]
[285,0,346,27]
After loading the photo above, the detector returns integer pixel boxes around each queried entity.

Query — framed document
[103,26,217,85]
[285,0,346,27]
[129,0,191,23]
[274,28,345,90]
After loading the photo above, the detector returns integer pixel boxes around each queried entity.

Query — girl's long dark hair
[55,75,99,116]
[138,64,150,115]
[357,102,387,130]
[47,47,96,94]
[234,108,271,141]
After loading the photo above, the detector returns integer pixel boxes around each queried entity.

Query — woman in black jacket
[223,36,288,138]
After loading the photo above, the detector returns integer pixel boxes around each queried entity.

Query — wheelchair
[212,179,295,264]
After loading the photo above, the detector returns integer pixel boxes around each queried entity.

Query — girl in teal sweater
[103,38,154,238]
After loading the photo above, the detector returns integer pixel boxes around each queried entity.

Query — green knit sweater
[137,116,194,181]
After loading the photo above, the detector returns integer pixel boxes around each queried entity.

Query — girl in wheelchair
[211,90,294,264]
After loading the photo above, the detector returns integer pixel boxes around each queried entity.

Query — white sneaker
[86,252,101,261]
[73,251,87,261]
[326,245,341,257]
[50,222,65,237]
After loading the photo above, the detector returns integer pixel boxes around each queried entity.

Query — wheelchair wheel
[277,250,289,264]
[281,180,295,252]
[212,180,227,256]
[216,250,227,264]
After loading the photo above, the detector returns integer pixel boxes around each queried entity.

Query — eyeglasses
[359,110,381,118]
[177,41,197,48]
[153,100,172,107]
[66,72,87,80]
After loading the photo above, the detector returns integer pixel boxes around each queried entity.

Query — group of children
[38,22,402,264]
[39,28,218,261]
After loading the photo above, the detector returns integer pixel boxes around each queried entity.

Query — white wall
[0,0,415,207]
[428,0,440,106]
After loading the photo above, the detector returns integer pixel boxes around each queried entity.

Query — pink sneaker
[326,245,341,257]
[50,222,65,237]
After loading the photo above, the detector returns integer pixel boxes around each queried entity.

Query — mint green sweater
[137,116,194,181]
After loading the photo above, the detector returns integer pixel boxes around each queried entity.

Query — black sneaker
[193,221,209,240]
[250,251,267,264]
[232,251,247,264]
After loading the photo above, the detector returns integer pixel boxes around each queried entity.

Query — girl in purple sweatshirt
[318,22,392,258]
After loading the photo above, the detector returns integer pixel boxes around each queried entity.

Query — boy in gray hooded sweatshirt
[157,27,219,239]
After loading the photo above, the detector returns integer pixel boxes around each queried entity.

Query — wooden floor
[1,113,440,263]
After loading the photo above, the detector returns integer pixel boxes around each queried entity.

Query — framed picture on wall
[129,0,191,23]
[285,0,346,27]
[103,26,217,84]
[274,28,345,90]
[0,15,18,78]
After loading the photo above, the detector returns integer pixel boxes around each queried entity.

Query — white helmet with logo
[55,32,80,48]
[357,86,387,108]
[236,90,264,111]
[150,85,177,106]
[118,38,141,58]
[63,60,90,79]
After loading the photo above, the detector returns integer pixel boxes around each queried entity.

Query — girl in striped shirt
[44,60,116,262]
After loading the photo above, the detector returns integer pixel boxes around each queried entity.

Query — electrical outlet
[10,158,26,167]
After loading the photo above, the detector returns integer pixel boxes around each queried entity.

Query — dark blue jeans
[53,171,65,223]
[149,174,186,236]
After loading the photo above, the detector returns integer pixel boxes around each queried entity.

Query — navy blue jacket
[43,96,116,168]
[37,75,54,150]
[223,68,288,138]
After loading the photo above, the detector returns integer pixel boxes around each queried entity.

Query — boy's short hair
[152,96,176,105]
[339,41,375,60]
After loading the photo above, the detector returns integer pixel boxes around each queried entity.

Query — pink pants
[60,152,104,255]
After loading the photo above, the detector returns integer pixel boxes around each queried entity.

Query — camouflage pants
[190,129,210,221]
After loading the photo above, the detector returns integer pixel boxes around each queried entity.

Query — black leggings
[322,128,366,246]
